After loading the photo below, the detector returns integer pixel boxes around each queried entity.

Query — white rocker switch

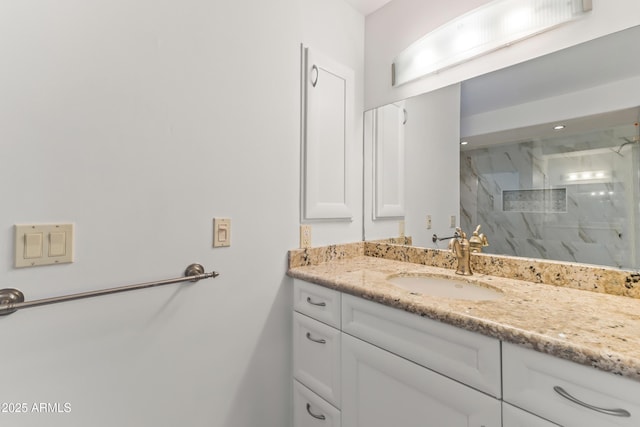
[24,233,43,259]
[15,224,74,268]
[49,232,67,257]
[213,218,231,247]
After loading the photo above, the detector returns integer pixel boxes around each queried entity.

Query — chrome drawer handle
[306,332,326,344]
[306,296,326,307]
[306,403,326,420]
[553,386,631,417]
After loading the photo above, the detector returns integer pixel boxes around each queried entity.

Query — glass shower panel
[461,127,638,269]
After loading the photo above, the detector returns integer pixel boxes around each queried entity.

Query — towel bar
[0,263,219,316]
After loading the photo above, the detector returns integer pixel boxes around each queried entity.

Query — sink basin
[387,275,503,301]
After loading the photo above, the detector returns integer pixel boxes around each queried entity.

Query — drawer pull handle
[306,297,326,307]
[306,332,326,344]
[553,386,631,417]
[306,403,326,420]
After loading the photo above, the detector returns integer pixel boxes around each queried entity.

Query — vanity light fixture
[566,170,608,182]
[392,0,593,86]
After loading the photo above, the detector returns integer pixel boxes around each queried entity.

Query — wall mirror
[363,25,640,270]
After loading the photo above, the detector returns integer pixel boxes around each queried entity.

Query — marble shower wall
[461,130,639,269]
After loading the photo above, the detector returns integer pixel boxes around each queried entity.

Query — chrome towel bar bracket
[0,263,219,316]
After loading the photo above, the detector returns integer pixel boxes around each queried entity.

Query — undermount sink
[386,274,503,301]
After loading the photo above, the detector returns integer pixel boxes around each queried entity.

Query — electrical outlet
[399,220,405,237]
[426,215,432,229]
[450,215,456,228]
[300,225,312,249]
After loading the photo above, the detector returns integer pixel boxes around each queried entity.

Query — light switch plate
[15,223,74,268]
[213,218,231,247]
[399,220,405,237]
[450,215,457,228]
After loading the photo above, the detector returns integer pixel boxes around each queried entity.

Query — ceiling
[461,25,640,118]
[343,0,393,15]
[459,25,640,149]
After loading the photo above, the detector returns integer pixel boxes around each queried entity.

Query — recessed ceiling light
[460,141,469,145]
[553,124,566,130]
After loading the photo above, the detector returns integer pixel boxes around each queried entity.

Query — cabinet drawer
[502,403,560,426]
[503,342,640,427]
[294,380,341,427]
[293,312,341,407]
[341,293,501,397]
[294,279,341,328]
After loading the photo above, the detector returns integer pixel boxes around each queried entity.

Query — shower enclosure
[460,121,640,269]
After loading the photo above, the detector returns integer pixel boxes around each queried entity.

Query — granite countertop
[288,252,640,382]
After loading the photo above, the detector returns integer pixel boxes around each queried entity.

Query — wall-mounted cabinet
[372,103,405,219]
[301,46,354,221]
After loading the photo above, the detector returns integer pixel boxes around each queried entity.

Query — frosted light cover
[392,0,592,86]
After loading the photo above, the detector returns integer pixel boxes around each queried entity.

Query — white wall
[365,0,640,109]
[0,1,363,426]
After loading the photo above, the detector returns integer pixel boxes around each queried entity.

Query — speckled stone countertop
[288,242,640,382]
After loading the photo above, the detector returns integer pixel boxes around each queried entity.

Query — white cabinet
[293,280,342,427]
[293,280,502,427]
[294,381,341,427]
[503,342,640,427]
[293,312,341,407]
[342,293,501,397]
[293,279,341,329]
[301,46,354,220]
[293,279,640,427]
[503,403,560,426]
[341,333,502,427]
[372,102,405,219]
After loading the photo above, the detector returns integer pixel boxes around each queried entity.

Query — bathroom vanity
[289,242,640,427]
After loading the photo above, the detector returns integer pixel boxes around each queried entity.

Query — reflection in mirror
[363,25,640,270]
[372,102,405,220]
[364,85,461,247]
[460,108,640,269]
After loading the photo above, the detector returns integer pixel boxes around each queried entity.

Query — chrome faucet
[449,227,472,276]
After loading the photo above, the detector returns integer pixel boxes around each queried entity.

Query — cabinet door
[503,403,560,426]
[293,312,341,407]
[294,380,341,427]
[301,45,354,220]
[373,102,405,219]
[341,333,501,427]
